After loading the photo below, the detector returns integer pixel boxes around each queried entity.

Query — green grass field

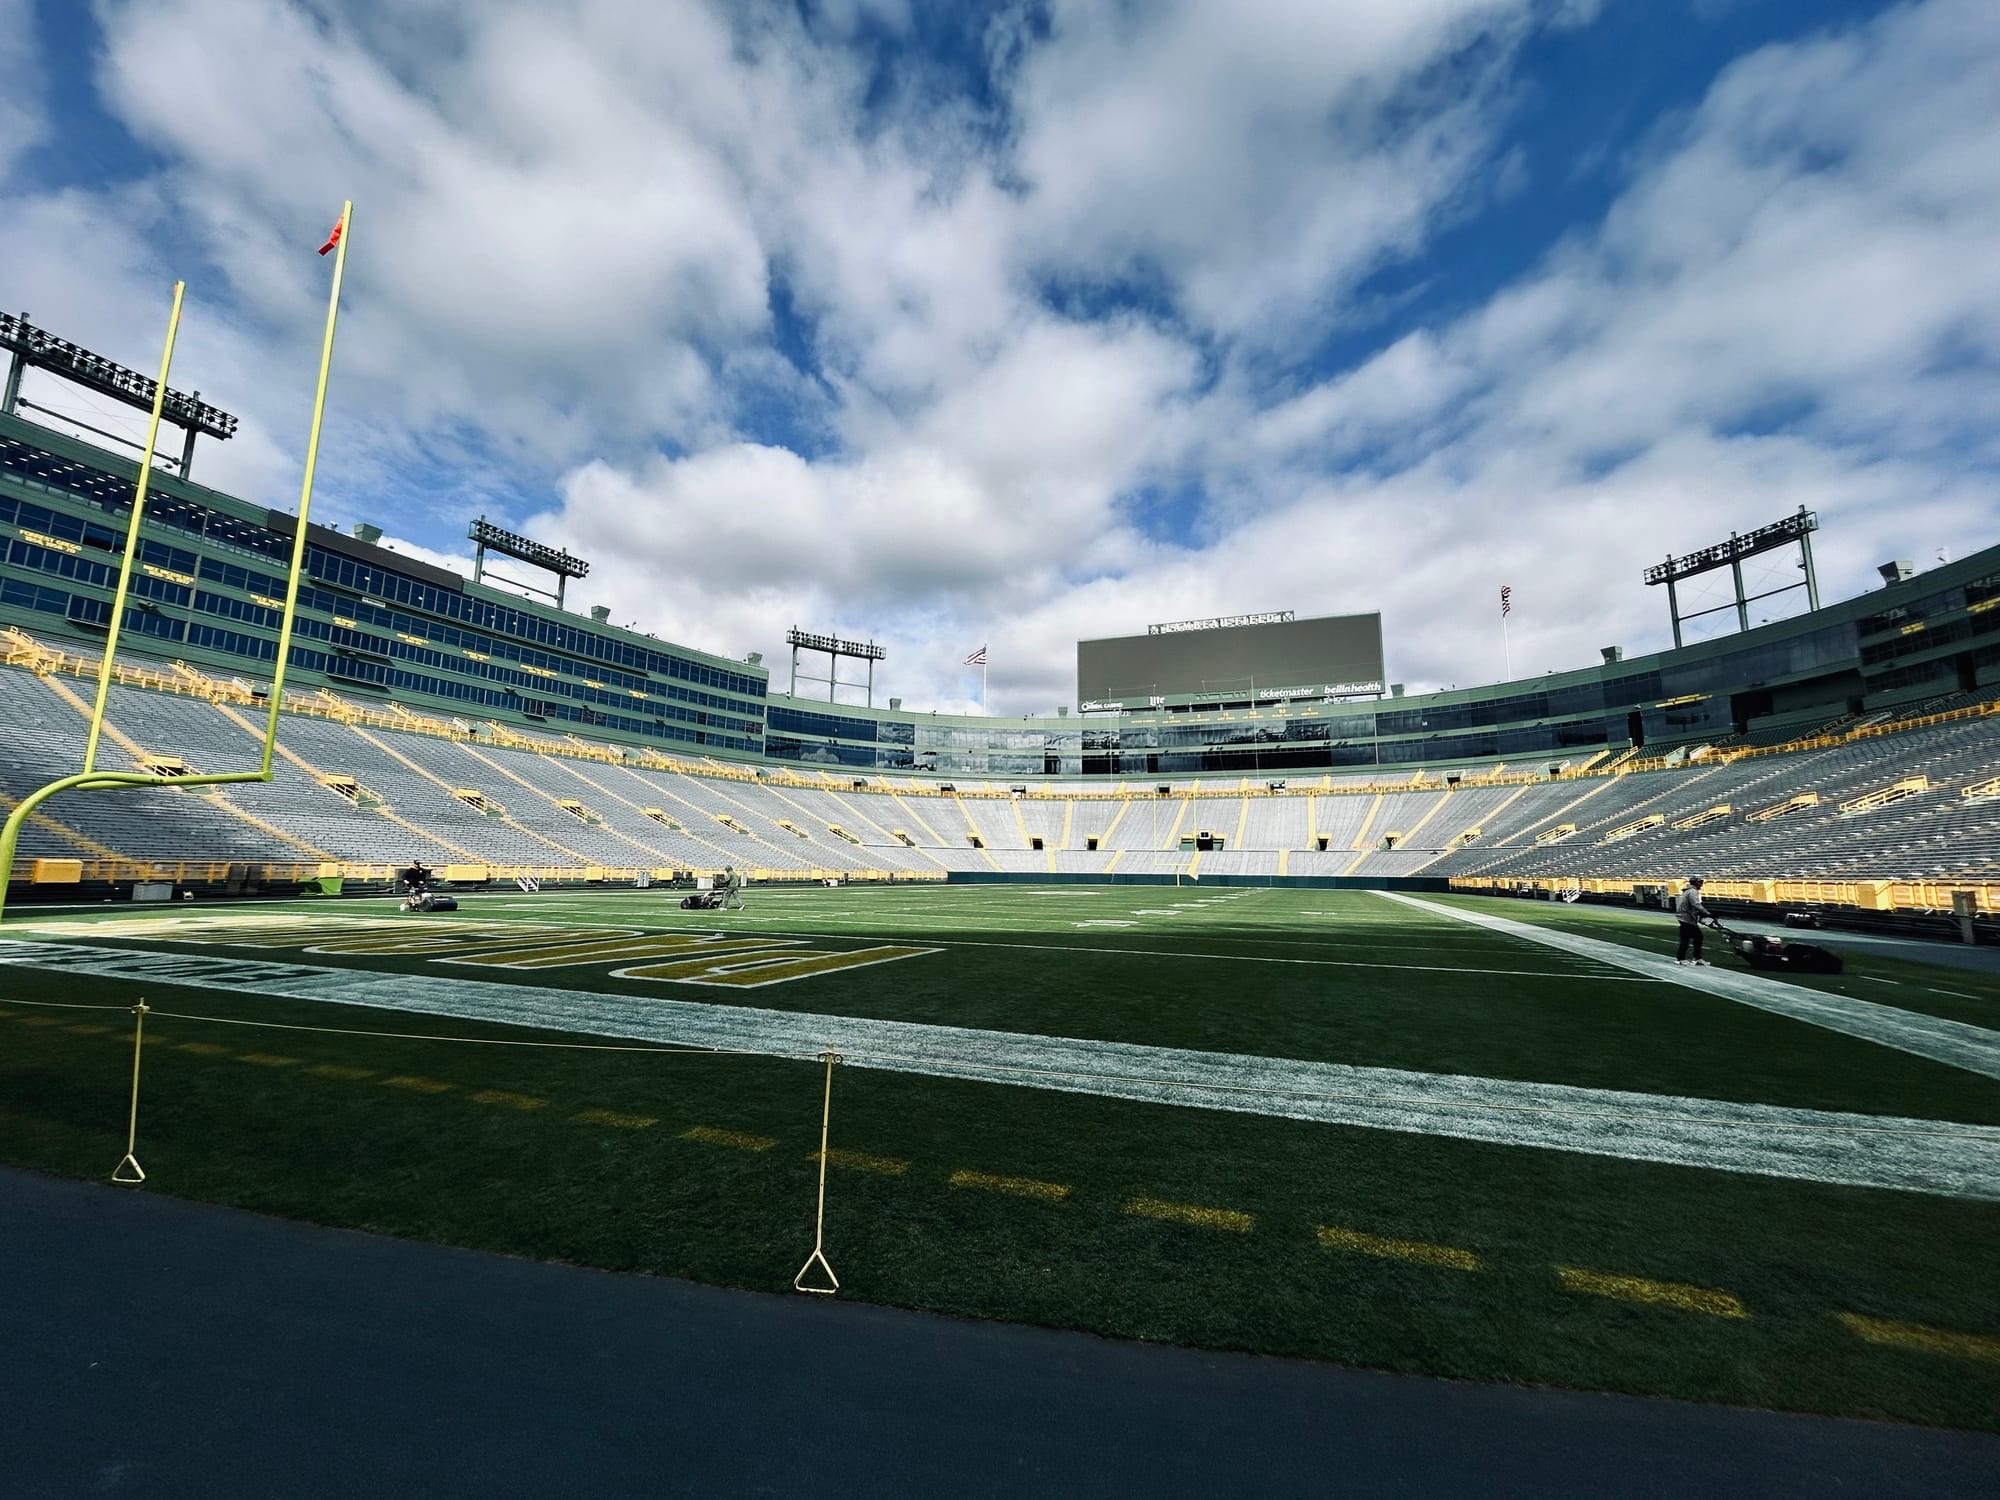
[1,883,1996,1429]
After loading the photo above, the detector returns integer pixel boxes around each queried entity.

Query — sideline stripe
[1835,1312,2000,1364]
[1127,1196,1254,1232]
[1376,892,2000,1082]
[950,1169,1069,1201]
[1555,1265,1748,1319]
[1317,1224,1479,1271]
[2,940,1995,1200]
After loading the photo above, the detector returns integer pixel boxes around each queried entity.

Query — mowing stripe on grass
[1377,892,2000,1083]
[1835,1312,2000,1364]
[949,1169,1069,1201]
[574,1108,656,1130]
[1127,1196,1254,1232]
[1555,1265,1748,1318]
[2,940,1996,1201]
[1317,1224,1480,1271]
[812,1148,909,1175]
[471,1089,548,1112]
[681,1125,776,1152]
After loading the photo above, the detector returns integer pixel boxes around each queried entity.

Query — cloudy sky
[2,0,1995,714]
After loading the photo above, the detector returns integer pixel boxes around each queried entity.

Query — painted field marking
[62,1023,112,1035]
[5,941,1994,1199]
[1126,1196,1254,1232]
[1859,977,1902,987]
[681,1125,777,1152]
[1555,1265,1748,1318]
[472,1089,548,1112]
[308,1063,375,1081]
[575,1108,657,1130]
[1317,1224,1480,1271]
[811,1148,909,1176]
[949,1169,1069,1201]
[1835,1312,2000,1364]
[20,1015,63,1027]
[1930,988,1978,1000]
[0,1008,13,1017]
[380,1075,453,1094]
[237,1052,302,1068]
[1376,892,2000,1082]
[174,1041,230,1057]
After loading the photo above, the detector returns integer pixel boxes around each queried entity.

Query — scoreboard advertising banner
[1077,612,1386,711]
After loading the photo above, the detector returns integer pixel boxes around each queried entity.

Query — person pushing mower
[1674,876,1720,965]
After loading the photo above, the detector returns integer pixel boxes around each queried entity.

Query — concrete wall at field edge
[942,872,1453,892]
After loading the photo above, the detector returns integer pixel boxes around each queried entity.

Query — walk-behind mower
[1712,921,1844,974]
[679,890,726,911]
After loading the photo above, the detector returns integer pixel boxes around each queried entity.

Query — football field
[2,883,1996,1429]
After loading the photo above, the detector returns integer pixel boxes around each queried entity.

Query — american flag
[964,645,987,666]
[1500,585,1513,619]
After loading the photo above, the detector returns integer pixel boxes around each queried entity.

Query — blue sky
[1,0,1994,712]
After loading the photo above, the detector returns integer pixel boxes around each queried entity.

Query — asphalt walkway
[1,1168,1993,1498]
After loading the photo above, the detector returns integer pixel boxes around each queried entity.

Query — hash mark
[1555,1265,1747,1318]
[949,1169,1069,1202]
[1126,1196,1254,1232]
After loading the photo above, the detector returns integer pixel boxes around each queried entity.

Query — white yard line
[1,939,1993,1201]
[1376,892,2000,1083]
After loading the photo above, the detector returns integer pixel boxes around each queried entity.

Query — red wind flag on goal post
[318,211,347,257]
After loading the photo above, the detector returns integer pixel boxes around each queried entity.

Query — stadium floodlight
[467,516,590,610]
[1148,610,1295,636]
[1643,506,1819,647]
[1,310,239,478]
[785,626,886,707]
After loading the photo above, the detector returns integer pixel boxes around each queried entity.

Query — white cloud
[2,0,1994,719]
[0,0,45,183]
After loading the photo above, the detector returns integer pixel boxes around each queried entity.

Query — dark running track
[1,1168,1992,1499]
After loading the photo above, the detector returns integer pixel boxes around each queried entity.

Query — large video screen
[1077,613,1384,710]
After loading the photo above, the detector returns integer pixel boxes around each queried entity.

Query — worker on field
[721,864,745,912]
[1674,877,1715,965]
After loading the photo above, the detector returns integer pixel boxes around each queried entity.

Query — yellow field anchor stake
[110,1000,149,1185]
[792,1049,843,1296]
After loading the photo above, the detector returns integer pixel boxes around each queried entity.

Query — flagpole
[1502,617,1512,680]
[982,655,988,714]
[262,201,351,773]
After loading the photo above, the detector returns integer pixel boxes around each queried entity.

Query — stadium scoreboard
[1077,612,1385,711]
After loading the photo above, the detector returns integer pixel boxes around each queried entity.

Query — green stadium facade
[2,406,1996,781]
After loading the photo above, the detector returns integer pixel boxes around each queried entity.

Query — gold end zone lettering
[645,944,939,988]
[445,935,796,970]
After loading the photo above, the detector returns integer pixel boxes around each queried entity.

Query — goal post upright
[0,205,354,924]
